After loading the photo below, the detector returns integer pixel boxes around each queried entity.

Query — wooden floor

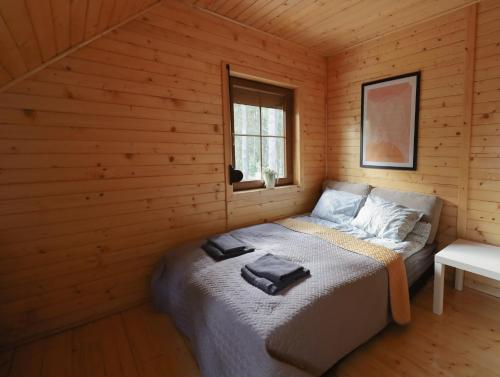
[2,281,499,377]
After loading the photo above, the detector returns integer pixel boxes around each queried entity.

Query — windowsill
[232,184,302,197]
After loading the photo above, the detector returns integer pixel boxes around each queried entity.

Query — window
[229,77,294,191]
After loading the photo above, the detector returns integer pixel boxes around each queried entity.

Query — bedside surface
[435,239,500,281]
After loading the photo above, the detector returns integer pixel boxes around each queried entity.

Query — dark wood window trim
[229,76,294,191]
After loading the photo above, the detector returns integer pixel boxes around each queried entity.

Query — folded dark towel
[246,253,306,283]
[208,234,247,254]
[241,265,310,295]
[202,242,254,261]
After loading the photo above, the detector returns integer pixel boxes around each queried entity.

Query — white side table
[433,239,500,315]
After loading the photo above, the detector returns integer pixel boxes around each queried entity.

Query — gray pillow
[312,189,365,222]
[407,221,432,244]
[351,195,424,242]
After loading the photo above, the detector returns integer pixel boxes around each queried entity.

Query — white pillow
[351,195,423,242]
[312,189,365,222]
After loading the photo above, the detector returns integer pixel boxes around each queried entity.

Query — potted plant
[263,167,278,189]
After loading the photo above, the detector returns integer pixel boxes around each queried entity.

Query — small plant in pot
[263,167,278,189]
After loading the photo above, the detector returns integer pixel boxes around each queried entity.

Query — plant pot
[263,173,276,188]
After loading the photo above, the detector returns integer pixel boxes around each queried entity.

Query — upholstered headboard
[322,180,371,196]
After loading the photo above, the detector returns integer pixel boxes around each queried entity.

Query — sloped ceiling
[183,0,478,56]
[0,0,160,89]
[0,0,479,89]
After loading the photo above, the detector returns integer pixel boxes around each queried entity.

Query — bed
[151,181,443,377]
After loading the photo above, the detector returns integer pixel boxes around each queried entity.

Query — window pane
[261,107,284,136]
[234,135,261,181]
[233,104,260,135]
[262,137,285,178]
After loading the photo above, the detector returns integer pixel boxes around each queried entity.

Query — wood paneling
[463,0,500,295]
[468,0,500,246]
[183,0,477,56]
[326,8,470,247]
[5,285,500,377]
[326,1,500,294]
[0,0,160,89]
[457,5,477,238]
[0,0,326,348]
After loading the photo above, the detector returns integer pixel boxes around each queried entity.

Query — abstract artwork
[360,72,420,170]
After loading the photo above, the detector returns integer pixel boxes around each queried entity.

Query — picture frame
[360,71,421,170]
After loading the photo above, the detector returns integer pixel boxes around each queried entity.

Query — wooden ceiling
[0,0,479,89]
[184,0,478,56]
[0,0,160,88]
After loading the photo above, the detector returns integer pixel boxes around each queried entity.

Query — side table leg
[433,262,445,315]
[455,268,464,291]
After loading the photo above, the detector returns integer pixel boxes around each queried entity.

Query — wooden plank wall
[327,1,500,293]
[465,0,500,294]
[0,0,326,347]
[327,7,469,247]
[469,1,500,247]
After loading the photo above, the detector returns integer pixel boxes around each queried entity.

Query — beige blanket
[276,218,411,324]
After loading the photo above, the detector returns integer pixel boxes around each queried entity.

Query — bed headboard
[322,180,371,196]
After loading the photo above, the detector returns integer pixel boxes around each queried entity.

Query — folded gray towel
[246,253,306,283]
[208,234,247,254]
[202,242,254,261]
[241,264,310,295]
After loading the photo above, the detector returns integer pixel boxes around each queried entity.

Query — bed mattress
[405,243,435,287]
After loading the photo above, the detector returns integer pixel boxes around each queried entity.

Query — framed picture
[360,71,420,170]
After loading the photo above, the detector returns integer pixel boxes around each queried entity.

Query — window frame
[229,76,294,191]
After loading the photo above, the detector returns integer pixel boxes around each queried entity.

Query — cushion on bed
[351,195,424,242]
[370,187,443,244]
[322,180,371,196]
[312,189,365,221]
[406,221,432,245]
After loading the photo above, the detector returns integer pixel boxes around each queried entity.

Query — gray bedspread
[151,223,391,377]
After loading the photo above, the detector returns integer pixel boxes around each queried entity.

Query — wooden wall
[327,7,469,247]
[0,0,326,347]
[469,1,500,246]
[327,1,500,293]
[465,0,500,294]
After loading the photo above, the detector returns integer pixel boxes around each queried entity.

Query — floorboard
[4,281,500,377]
[0,350,14,377]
